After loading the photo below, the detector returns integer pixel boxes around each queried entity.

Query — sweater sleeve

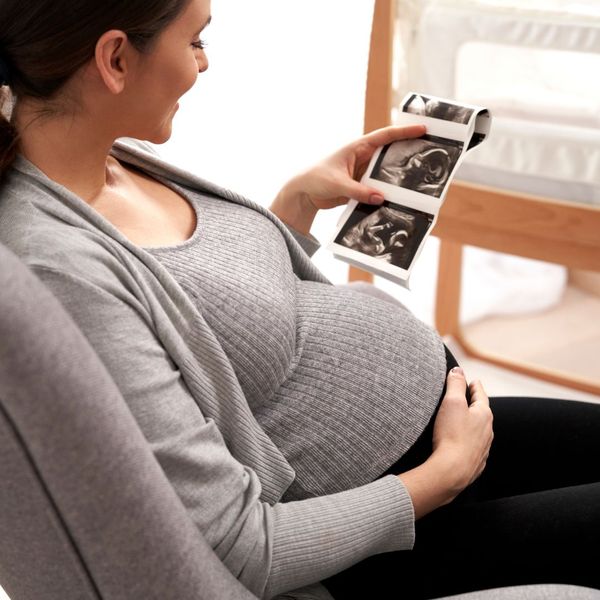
[283,224,321,258]
[33,266,415,599]
[267,475,414,598]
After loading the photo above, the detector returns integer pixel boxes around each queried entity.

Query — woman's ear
[94,30,130,94]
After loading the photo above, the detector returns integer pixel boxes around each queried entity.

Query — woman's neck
[14,101,120,201]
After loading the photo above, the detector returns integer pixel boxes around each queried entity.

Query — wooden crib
[356,0,600,394]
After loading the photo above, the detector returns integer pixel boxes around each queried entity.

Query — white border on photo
[398,111,470,144]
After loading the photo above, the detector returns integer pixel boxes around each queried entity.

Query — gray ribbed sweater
[148,181,445,499]
[0,138,445,600]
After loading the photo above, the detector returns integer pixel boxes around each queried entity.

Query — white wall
[159,1,373,202]
[156,0,444,323]
[154,0,566,327]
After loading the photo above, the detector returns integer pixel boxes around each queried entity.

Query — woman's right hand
[398,368,493,519]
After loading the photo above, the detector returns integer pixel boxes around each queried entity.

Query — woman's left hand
[269,124,426,235]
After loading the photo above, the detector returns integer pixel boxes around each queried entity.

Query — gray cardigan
[0,139,416,599]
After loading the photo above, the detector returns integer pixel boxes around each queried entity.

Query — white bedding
[459,118,600,206]
[397,0,600,206]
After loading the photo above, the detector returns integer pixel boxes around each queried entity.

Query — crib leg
[435,239,463,338]
[348,265,374,283]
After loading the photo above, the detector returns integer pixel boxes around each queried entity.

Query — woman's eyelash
[192,39,207,50]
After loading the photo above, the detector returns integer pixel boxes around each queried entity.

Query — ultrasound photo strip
[328,91,491,287]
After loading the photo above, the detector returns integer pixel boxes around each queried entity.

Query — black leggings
[324,350,600,598]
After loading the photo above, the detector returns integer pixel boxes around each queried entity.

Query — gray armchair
[0,243,255,600]
[1,242,598,600]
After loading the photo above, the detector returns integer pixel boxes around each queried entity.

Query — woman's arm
[32,266,414,598]
[270,125,426,235]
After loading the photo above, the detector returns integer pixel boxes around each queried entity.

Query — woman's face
[124,0,211,143]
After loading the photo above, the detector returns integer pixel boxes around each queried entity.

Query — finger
[468,380,490,408]
[364,124,426,148]
[444,366,468,402]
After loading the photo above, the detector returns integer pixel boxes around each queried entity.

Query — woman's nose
[197,52,209,73]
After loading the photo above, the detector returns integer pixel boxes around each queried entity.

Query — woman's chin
[146,123,174,144]
[135,107,179,144]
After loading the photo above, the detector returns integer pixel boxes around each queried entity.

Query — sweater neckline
[140,180,204,253]
[12,151,204,253]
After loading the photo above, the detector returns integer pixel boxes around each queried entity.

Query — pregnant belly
[253,281,447,499]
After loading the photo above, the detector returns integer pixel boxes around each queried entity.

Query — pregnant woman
[1,0,598,598]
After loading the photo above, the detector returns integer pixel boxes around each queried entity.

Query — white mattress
[396,0,600,206]
[458,118,600,206]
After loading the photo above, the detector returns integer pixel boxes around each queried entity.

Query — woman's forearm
[267,475,415,598]
[397,452,466,520]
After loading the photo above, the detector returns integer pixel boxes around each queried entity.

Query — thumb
[444,366,468,403]
[344,180,386,205]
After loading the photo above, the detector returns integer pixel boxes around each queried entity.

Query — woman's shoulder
[0,171,140,303]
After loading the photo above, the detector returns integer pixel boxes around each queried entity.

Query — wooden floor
[452,282,600,403]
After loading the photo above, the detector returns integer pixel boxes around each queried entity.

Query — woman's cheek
[184,55,201,91]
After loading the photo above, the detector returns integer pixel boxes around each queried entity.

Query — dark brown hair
[0,0,190,179]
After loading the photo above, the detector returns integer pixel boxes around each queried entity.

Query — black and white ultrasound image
[335,202,434,270]
[404,93,474,125]
[370,136,463,198]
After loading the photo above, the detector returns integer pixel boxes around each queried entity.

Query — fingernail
[369,194,385,204]
[451,366,464,376]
